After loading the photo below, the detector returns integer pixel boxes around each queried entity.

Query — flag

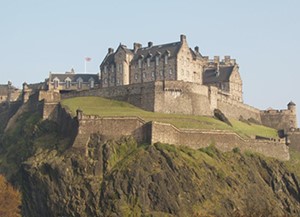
[85,57,91,62]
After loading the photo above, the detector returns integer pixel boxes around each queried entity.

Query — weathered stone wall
[260,109,297,131]
[73,114,151,152]
[154,81,213,116]
[217,96,261,122]
[151,121,289,161]
[288,130,300,152]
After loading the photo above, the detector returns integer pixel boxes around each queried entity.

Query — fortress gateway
[3,35,299,161]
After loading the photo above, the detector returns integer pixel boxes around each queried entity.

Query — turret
[288,101,296,113]
[287,101,298,129]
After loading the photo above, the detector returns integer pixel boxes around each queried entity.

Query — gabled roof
[50,74,100,83]
[203,66,234,84]
[132,41,182,61]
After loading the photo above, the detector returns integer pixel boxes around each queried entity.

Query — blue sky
[1,0,299,121]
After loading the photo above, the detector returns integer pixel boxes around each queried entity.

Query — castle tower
[287,101,298,129]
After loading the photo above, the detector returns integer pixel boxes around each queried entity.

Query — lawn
[61,96,278,139]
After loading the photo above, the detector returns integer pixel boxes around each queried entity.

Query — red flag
[85,57,91,62]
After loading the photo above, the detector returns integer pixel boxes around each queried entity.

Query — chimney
[133,42,142,53]
[108,48,114,54]
[148,41,153,48]
[194,46,199,53]
[214,56,220,64]
[180,34,187,43]
[224,55,230,63]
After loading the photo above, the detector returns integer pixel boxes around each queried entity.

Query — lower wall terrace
[71,112,289,161]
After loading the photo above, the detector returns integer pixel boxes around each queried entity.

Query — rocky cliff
[1,103,300,217]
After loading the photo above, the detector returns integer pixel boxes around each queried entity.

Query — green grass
[61,96,278,139]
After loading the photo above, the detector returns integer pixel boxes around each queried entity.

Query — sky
[0,0,299,122]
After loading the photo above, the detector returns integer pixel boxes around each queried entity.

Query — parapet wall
[70,111,289,161]
[217,94,261,122]
[260,109,297,131]
[151,121,289,161]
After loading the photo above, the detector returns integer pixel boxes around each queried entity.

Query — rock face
[20,135,300,217]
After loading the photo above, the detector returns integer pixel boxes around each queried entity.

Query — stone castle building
[100,35,243,103]
[0,81,21,104]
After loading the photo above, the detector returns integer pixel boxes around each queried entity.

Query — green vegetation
[285,148,300,178]
[61,96,278,139]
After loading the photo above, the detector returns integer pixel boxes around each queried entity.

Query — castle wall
[217,94,261,122]
[151,121,289,161]
[154,81,213,116]
[288,130,300,152]
[260,109,297,131]
[73,114,151,152]
[68,111,289,161]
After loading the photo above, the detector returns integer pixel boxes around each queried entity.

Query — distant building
[47,68,100,91]
[0,81,21,103]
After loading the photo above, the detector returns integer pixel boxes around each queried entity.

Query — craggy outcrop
[21,136,300,217]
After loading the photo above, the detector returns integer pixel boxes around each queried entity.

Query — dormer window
[155,56,159,66]
[65,77,71,89]
[89,78,95,88]
[164,55,168,65]
[77,77,83,89]
[53,78,59,89]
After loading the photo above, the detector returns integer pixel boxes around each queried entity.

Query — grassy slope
[61,96,278,139]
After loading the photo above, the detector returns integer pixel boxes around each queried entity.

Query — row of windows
[53,80,95,89]
[134,69,173,80]
[103,78,121,85]
[138,56,168,68]
[103,64,123,74]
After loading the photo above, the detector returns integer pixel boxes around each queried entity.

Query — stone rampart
[217,96,261,122]
[260,109,296,131]
[288,129,300,152]
[69,111,289,161]
[151,121,289,161]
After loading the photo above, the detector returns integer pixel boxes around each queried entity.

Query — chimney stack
[133,42,142,53]
[148,41,153,48]
[194,46,199,53]
[108,48,114,54]
[214,56,220,64]
[180,34,187,43]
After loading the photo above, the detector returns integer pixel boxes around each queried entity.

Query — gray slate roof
[132,41,182,61]
[50,74,100,82]
[203,66,234,84]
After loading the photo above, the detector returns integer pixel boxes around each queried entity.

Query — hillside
[61,96,278,139]
[0,99,300,216]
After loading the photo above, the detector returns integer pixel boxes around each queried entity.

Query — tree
[0,175,21,217]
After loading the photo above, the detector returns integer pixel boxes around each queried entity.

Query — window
[65,79,71,89]
[119,64,122,74]
[104,66,107,74]
[134,73,138,80]
[111,65,114,73]
[89,78,95,88]
[104,78,108,84]
[169,69,173,75]
[152,71,155,78]
[111,77,115,83]
[117,79,120,85]
[143,72,146,79]
[54,79,59,89]
[138,59,142,68]
[147,58,150,67]
[164,55,168,64]
[77,80,82,89]
[160,70,163,76]
[155,56,159,66]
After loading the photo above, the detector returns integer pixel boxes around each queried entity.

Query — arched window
[89,78,95,88]
[65,77,71,89]
[155,56,159,66]
[77,77,83,89]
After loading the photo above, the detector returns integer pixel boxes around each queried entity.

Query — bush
[232,147,240,153]
[0,175,21,217]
